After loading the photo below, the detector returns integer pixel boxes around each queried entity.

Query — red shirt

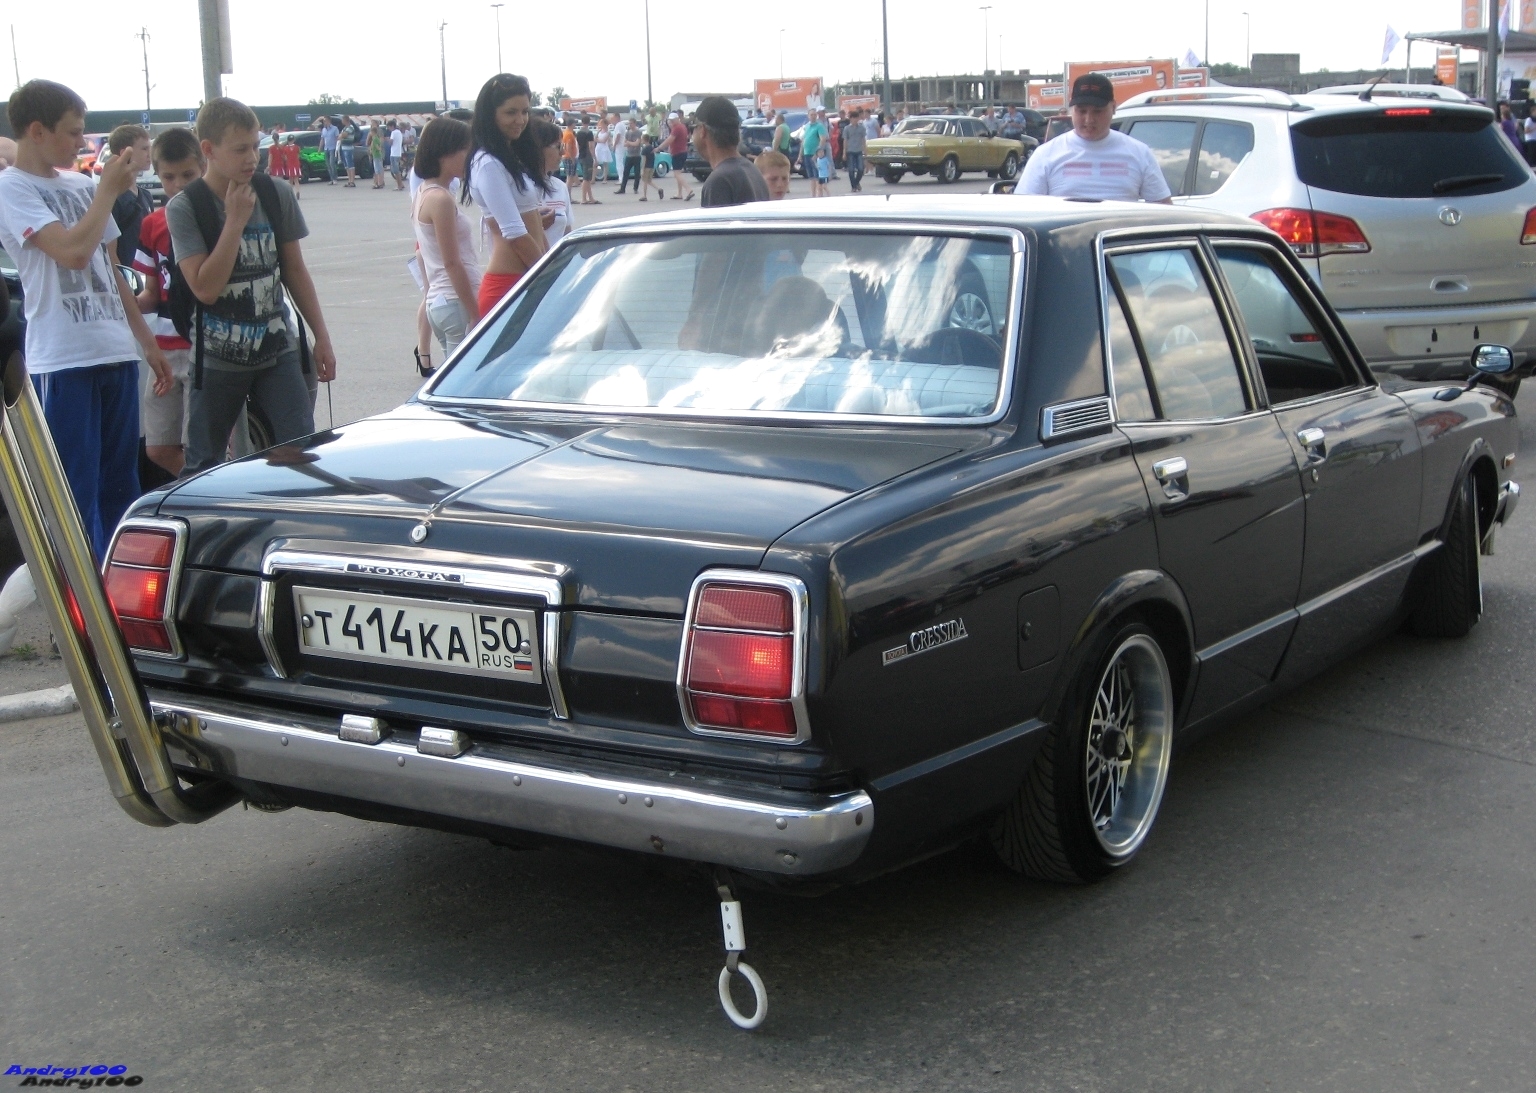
[669,120,689,157]
[132,208,191,350]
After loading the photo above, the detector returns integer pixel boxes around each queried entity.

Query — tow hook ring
[717,960,768,1030]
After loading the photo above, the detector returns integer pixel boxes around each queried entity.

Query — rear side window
[1126,120,1198,197]
[1291,111,1528,198]
[1193,122,1254,195]
[1108,248,1249,421]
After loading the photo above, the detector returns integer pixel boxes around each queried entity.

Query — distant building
[833,71,1033,114]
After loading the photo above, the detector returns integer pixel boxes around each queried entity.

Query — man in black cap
[1018,73,1171,203]
[693,95,768,208]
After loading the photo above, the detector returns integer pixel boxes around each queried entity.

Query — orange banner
[754,78,824,113]
[1437,47,1460,86]
[1464,0,1484,29]
[836,94,882,115]
[1176,68,1209,87]
[1065,59,1178,104]
[1027,82,1064,110]
[558,97,608,114]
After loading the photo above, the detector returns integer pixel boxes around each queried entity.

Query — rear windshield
[431,231,1017,421]
[1291,111,1528,198]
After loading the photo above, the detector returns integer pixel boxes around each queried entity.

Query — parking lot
[3,179,1536,1091]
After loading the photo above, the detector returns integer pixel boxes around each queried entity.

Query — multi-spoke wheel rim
[1084,634,1173,859]
[1001,153,1019,179]
[948,292,995,334]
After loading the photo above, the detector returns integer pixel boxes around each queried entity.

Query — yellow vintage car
[866,115,1034,184]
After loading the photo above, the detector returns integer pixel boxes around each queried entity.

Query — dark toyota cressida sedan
[88,196,1519,1024]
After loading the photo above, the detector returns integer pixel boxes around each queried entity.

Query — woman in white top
[593,120,613,180]
[411,117,483,364]
[463,73,551,316]
[532,120,575,246]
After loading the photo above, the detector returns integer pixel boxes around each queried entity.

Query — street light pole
[1242,11,1251,72]
[644,0,653,106]
[490,4,503,73]
[979,5,992,102]
[1204,0,1209,66]
[1486,0,1501,106]
[439,21,448,107]
[135,27,152,115]
[881,0,892,117]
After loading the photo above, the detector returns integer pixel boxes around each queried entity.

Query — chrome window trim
[676,569,812,747]
[104,516,188,661]
[256,540,570,720]
[419,221,1028,428]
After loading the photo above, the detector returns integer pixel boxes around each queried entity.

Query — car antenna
[1359,71,1392,102]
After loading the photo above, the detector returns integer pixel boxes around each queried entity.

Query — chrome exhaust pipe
[0,349,236,826]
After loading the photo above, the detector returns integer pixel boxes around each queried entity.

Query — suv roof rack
[1303,83,1472,102]
[1119,86,1307,111]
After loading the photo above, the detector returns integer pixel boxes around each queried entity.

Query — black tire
[244,400,276,453]
[1410,474,1483,638]
[692,170,709,183]
[938,156,960,184]
[999,151,1020,180]
[882,168,903,184]
[991,621,1174,883]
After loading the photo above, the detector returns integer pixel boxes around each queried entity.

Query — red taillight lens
[111,529,176,567]
[682,580,800,739]
[1384,107,1433,116]
[1251,207,1370,257]
[1522,208,1536,245]
[105,527,177,653]
[696,584,793,631]
[687,630,794,699]
[105,565,167,620]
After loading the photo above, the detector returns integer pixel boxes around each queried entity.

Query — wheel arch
[1043,570,1195,729]
[1438,438,1500,544]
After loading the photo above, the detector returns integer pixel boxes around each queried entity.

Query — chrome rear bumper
[151,695,874,876]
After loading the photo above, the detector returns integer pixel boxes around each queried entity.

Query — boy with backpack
[132,126,204,477]
[0,79,172,557]
[166,97,337,476]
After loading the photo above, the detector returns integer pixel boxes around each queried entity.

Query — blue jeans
[32,362,141,558]
[847,152,865,190]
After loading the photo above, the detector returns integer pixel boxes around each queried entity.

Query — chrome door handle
[1152,456,1188,482]
[1296,427,1327,460]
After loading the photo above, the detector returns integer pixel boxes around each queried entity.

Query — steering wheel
[905,327,1002,367]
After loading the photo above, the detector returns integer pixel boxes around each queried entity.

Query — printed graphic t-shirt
[0,168,140,373]
[166,179,308,370]
[1018,129,1173,203]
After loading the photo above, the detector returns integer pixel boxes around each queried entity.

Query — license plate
[293,586,541,683]
[888,161,905,168]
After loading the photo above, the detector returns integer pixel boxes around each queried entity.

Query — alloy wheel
[1084,633,1172,859]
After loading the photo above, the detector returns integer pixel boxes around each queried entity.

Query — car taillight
[680,578,803,740]
[1522,208,1536,245]
[104,526,180,655]
[1251,207,1371,257]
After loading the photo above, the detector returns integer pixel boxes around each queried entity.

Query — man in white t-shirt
[1018,73,1172,204]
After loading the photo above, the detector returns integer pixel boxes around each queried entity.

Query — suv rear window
[1291,111,1527,199]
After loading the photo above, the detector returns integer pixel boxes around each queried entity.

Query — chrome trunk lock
[714,870,767,1030]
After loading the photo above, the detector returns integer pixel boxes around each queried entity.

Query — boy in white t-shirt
[1019,73,1173,205]
[0,80,172,556]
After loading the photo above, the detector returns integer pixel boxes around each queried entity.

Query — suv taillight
[104,525,180,655]
[1522,208,1536,244]
[679,577,804,740]
[1251,207,1371,257]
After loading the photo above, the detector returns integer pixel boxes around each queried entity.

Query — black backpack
[165,173,310,388]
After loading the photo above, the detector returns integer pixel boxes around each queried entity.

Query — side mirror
[117,265,145,295]
[989,180,1017,195]
[1472,343,1515,375]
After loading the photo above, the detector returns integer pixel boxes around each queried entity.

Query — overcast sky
[11,0,1489,113]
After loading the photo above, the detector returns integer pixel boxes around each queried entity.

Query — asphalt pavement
[3,174,1536,1091]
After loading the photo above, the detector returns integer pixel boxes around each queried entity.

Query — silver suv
[1115,85,1536,378]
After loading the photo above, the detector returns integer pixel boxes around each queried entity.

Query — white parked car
[1115,85,1536,379]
